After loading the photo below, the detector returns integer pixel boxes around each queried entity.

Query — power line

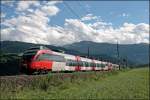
[63,1,93,60]
[63,1,80,19]
[77,1,89,15]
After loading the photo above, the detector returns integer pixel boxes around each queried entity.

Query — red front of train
[20,46,54,74]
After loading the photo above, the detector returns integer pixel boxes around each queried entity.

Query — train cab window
[23,54,35,62]
[22,50,37,62]
[36,53,65,62]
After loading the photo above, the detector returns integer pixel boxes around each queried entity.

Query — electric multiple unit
[20,46,119,74]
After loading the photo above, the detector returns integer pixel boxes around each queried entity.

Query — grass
[0,68,149,99]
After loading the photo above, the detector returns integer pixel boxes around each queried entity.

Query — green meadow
[0,67,149,99]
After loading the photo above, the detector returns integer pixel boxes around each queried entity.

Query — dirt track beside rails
[0,71,112,88]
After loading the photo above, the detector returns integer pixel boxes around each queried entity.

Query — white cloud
[46,1,63,6]
[41,6,59,16]
[1,12,6,18]
[81,13,99,21]
[1,1,149,46]
[64,18,149,44]
[1,13,149,45]
[27,9,34,13]
[1,1,65,45]
[16,1,60,17]
[17,1,40,11]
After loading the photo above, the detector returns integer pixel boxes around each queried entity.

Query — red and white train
[20,46,119,74]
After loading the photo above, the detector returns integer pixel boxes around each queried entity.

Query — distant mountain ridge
[0,41,149,65]
[0,41,80,55]
[64,41,149,65]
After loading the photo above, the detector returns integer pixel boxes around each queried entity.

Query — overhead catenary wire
[63,1,80,19]
[77,1,89,15]
[63,1,93,59]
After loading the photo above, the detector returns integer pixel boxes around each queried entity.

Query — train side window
[88,62,97,67]
[82,61,85,67]
[85,62,88,67]
[88,62,91,67]
[90,63,92,67]
[67,60,77,66]
[36,53,65,62]
[71,60,75,66]
[72,60,77,66]
[66,59,78,66]
[78,61,83,66]
[87,62,89,67]
[93,63,95,67]
[75,61,78,66]
[95,63,97,67]
[66,59,71,66]
[98,63,100,67]
[97,63,99,67]
[101,63,105,68]
[90,63,95,67]
[99,63,101,67]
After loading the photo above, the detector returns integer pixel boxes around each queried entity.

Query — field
[0,67,149,99]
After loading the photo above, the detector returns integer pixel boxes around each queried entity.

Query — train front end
[20,49,38,74]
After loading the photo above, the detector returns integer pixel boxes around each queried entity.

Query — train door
[108,63,112,70]
[75,56,81,71]
[92,60,96,71]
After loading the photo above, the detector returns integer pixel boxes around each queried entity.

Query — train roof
[26,46,49,51]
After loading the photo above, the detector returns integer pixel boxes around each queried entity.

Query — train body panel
[52,62,66,71]
[31,60,53,70]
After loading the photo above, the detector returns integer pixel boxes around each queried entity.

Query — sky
[0,0,149,46]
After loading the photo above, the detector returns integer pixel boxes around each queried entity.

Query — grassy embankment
[0,68,149,99]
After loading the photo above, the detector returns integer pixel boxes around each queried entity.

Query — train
[20,46,119,74]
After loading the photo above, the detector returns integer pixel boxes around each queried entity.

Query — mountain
[64,41,149,65]
[0,41,80,55]
[0,41,149,65]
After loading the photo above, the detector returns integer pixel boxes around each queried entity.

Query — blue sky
[1,1,149,45]
[51,1,149,27]
[1,1,149,27]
